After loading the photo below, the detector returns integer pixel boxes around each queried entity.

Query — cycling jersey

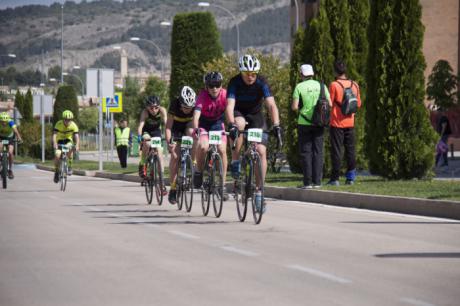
[0,120,15,138]
[227,74,272,115]
[196,88,227,130]
[54,120,79,142]
[168,98,193,123]
[142,110,162,137]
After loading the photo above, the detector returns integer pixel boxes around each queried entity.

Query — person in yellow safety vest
[114,117,132,168]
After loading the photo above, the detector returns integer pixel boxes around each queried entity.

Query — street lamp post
[130,37,165,80]
[293,0,299,32]
[60,3,64,84]
[198,2,240,61]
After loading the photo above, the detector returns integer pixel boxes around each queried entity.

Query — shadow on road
[375,252,460,258]
[342,221,460,225]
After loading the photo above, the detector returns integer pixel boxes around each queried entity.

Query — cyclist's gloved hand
[273,125,283,147]
[229,124,239,141]
[194,128,200,138]
[137,134,142,144]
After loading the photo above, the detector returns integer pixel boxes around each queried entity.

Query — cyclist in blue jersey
[226,54,282,208]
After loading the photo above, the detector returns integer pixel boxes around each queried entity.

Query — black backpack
[336,80,358,115]
[311,82,330,127]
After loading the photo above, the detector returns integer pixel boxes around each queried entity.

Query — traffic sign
[102,92,123,113]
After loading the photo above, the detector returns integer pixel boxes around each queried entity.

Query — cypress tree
[22,88,34,122]
[14,90,24,119]
[53,85,79,125]
[169,12,223,102]
[366,0,436,179]
[347,0,370,83]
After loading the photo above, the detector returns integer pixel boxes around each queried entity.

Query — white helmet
[238,54,261,72]
[180,86,196,107]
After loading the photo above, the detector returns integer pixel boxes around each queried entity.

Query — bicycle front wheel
[182,154,194,213]
[211,154,224,218]
[201,155,211,216]
[235,157,249,222]
[153,156,164,206]
[60,159,67,192]
[251,154,265,224]
[144,162,153,204]
[1,153,7,189]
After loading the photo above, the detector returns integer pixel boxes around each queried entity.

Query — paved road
[1,165,459,306]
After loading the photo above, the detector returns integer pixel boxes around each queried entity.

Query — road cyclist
[165,86,197,206]
[137,95,168,200]
[52,110,79,184]
[0,112,23,182]
[192,71,229,217]
[226,54,283,222]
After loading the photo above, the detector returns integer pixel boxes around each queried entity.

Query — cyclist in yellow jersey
[0,112,23,179]
[52,110,80,183]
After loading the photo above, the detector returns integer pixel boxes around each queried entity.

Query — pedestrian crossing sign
[103,92,122,113]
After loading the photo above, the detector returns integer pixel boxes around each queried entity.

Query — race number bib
[209,131,222,145]
[1,140,9,145]
[150,137,162,148]
[61,146,70,153]
[181,136,193,148]
[247,128,263,143]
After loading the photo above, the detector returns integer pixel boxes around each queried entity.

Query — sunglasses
[242,71,258,77]
[148,105,160,110]
[207,83,222,89]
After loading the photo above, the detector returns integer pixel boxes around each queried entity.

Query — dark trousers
[435,135,449,166]
[298,125,324,186]
[330,127,356,181]
[117,145,128,168]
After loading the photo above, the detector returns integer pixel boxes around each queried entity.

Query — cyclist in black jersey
[165,86,196,204]
[137,96,167,191]
[226,54,282,209]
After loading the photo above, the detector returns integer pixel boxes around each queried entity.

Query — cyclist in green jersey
[52,110,80,183]
[0,112,23,179]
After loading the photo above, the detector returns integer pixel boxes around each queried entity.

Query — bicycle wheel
[176,160,184,211]
[183,154,194,213]
[251,154,265,224]
[1,153,7,189]
[235,157,249,222]
[144,161,153,204]
[212,154,224,218]
[153,155,164,206]
[60,159,67,192]
[201,154,211,216]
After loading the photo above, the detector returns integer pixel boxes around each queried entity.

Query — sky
[0,0,122,10]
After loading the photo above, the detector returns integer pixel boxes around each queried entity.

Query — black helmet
[204,71,223,86]
[145,95,160,107]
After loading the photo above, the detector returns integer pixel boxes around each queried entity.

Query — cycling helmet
[62,110,74,119]
[145,95,160,107]
[0,112,10,122]
[204,71,223,86]
[238,54,261,72]
[179,86,196,108]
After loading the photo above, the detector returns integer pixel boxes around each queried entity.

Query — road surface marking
[287,264,352,284]
[220,245,258,257]
[168,230,199,240]
[401,298,435,306]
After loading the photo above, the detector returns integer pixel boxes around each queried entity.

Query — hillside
[0,0,290,76]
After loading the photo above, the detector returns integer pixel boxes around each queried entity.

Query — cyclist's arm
[225,98,236,125]
[165,115,174,144]
[137,110,147,136]
[264,97,280,126]
[192,109,201,130]
[74,132,80,151]
[12,126,23,142]
[160,107,168,127]
[52,132,58,149]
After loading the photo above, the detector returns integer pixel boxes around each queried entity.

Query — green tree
[348,0,370,83]
[22,88,34,122]
[78,107,98,133]
[48,65,61,81]
[365,0,437,179]
[53,85,79,125]
[122,76,140,122]
[169,12,223,102]
[14,90,24,119]
[426,59,458,110]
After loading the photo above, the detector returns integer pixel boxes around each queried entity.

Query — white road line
[168,230,200,240]
[286,264,352,284]
[220,245,258,257]
[401,297,435,306]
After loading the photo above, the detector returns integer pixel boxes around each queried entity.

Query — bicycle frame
[57,144,72,192]
[1,139,10,189]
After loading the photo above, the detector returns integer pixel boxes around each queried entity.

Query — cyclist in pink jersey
[192,71,228,199]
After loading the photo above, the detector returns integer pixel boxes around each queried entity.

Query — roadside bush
[18,121,54,159]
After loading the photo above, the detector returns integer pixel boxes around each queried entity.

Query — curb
[34,164,460,220]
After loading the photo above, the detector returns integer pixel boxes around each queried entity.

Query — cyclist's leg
[185,121,196,162]
[168,142,179,189]
[230,114,246,161]
[7,141,14,178]
[196,129,209,173]
[217,130,228,183]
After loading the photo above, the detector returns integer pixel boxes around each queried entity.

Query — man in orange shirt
[327,60,362,186]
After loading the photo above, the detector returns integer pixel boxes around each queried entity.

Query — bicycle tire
[176,162,184,211]
[1,153,7,189]
[144,161,153,204]
[183,154,194,213]
[153,155,164,206]
[251,154,264,224]
[235,157,248,222]
[212,154,224,218]
[60,159,67,192]
[201,153,211,216]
